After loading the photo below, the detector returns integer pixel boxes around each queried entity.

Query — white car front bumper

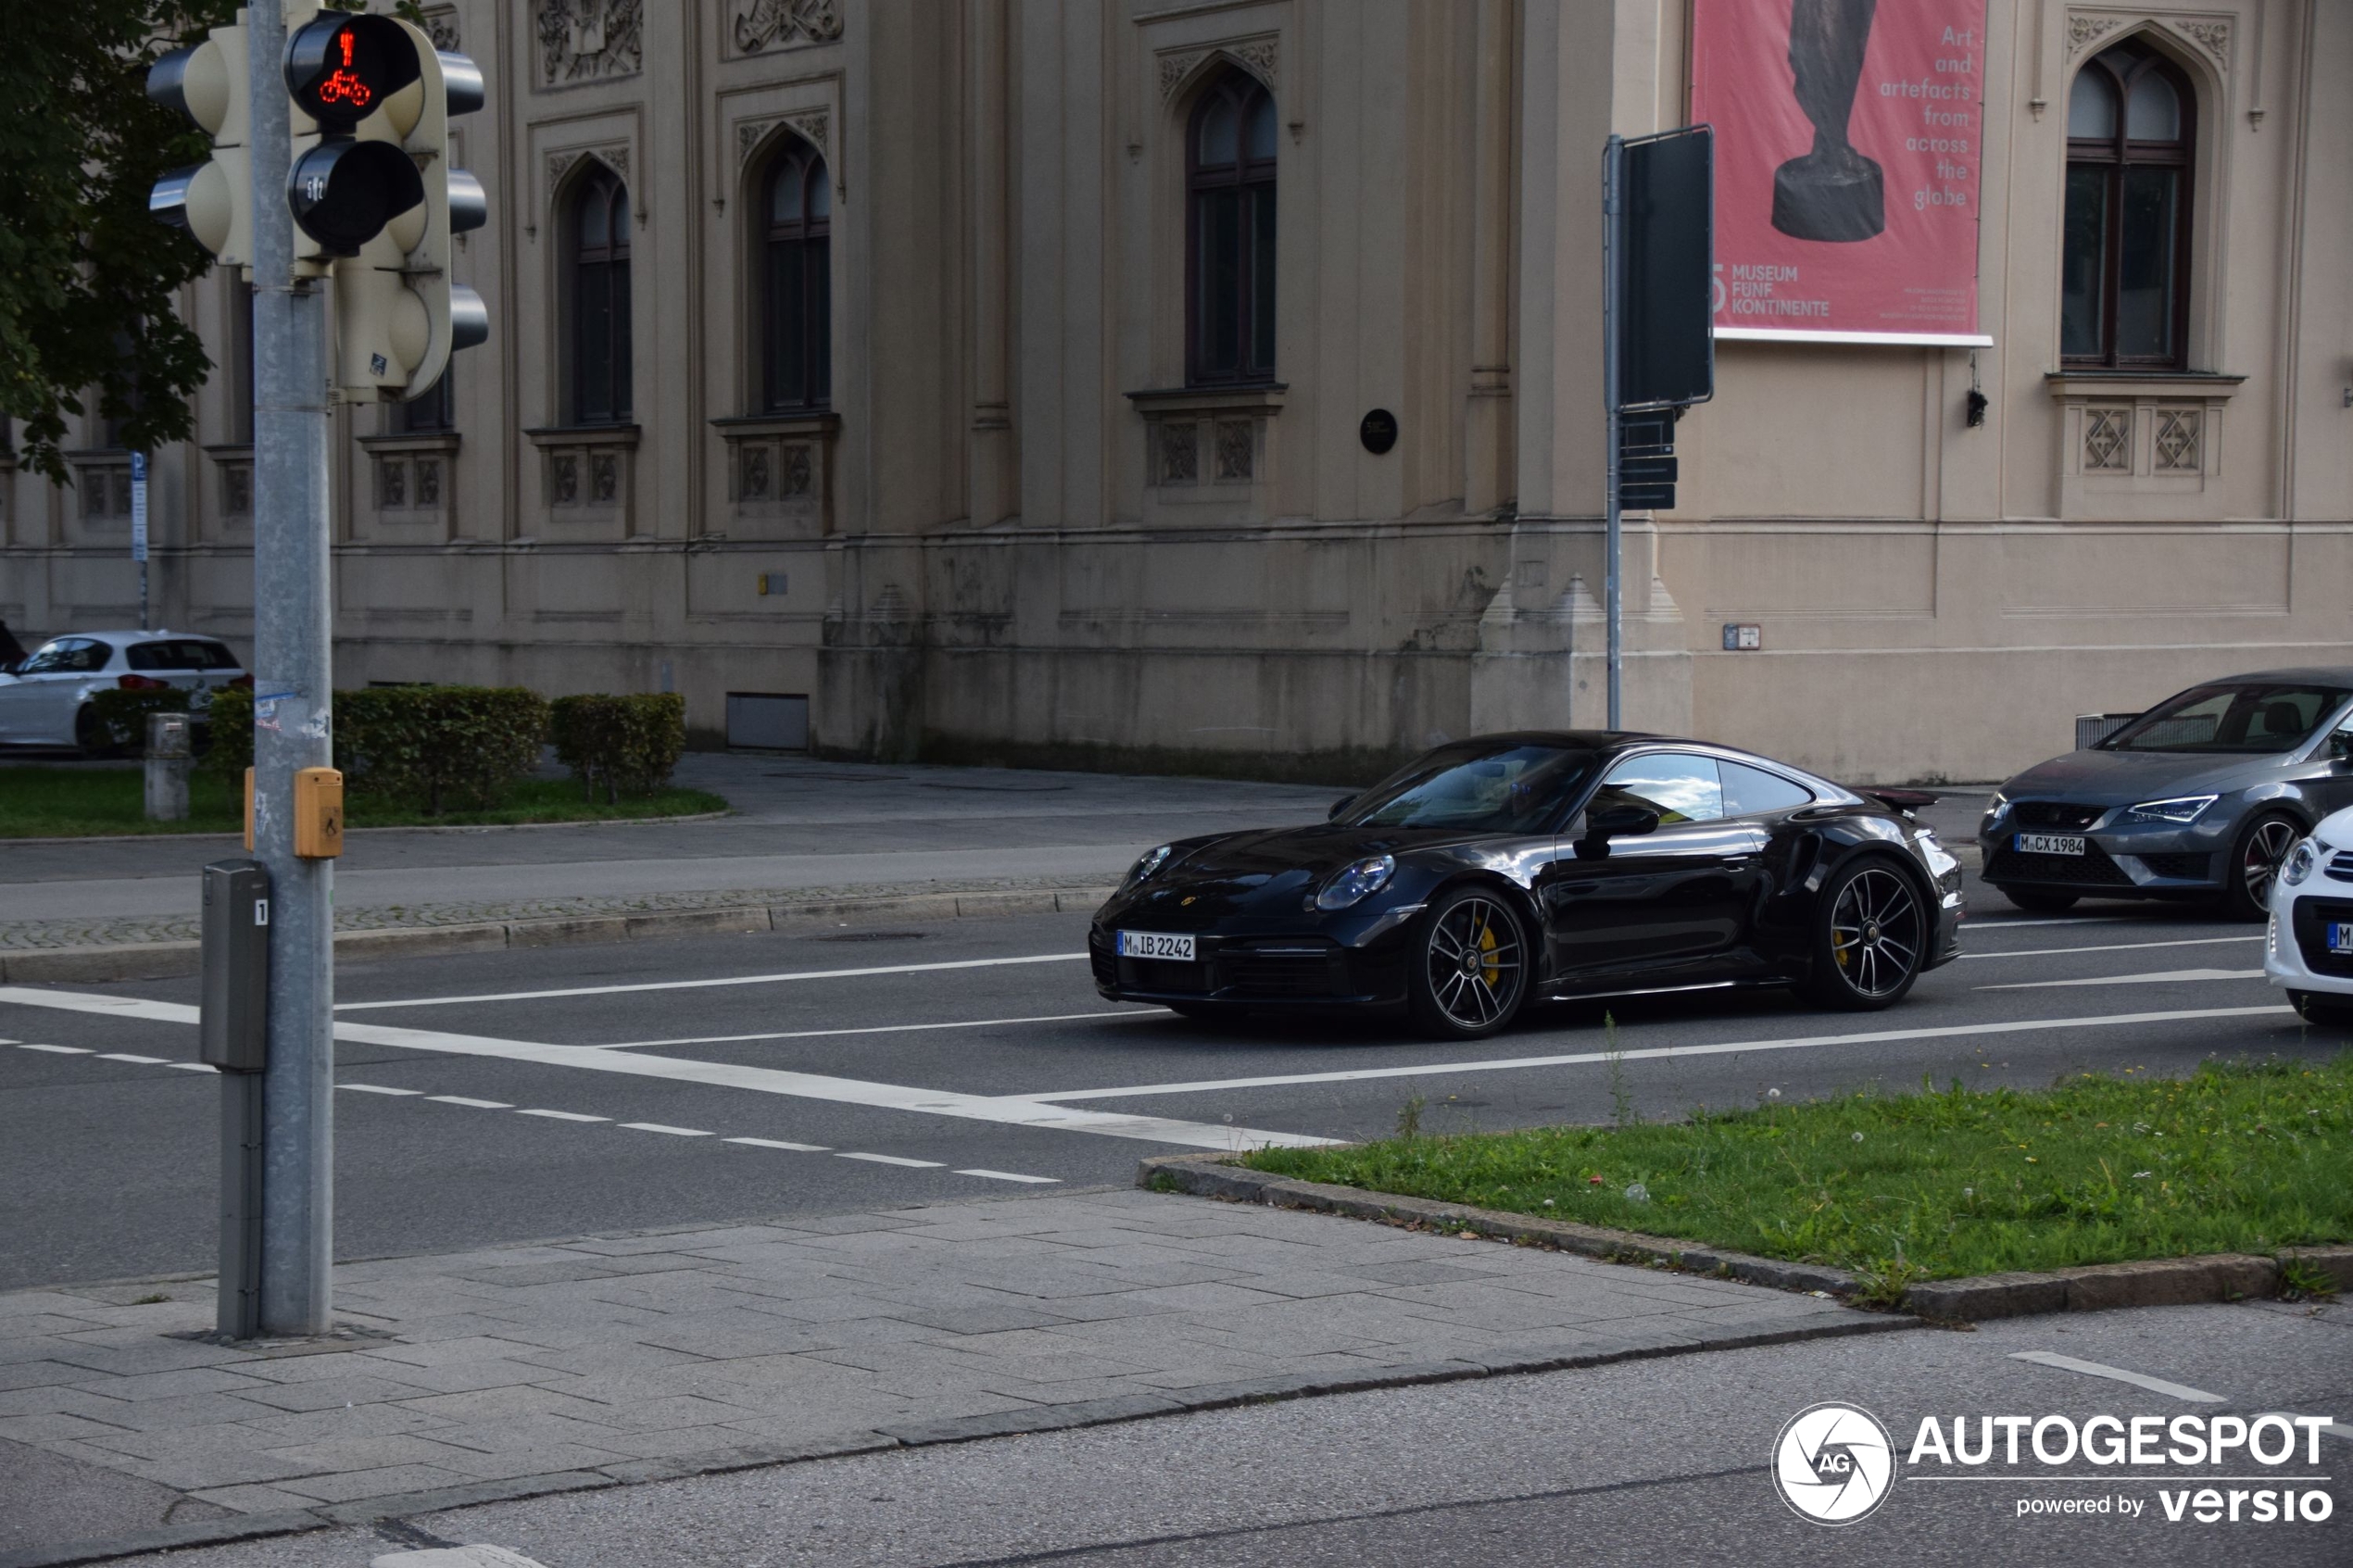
[2264,883,2353,997]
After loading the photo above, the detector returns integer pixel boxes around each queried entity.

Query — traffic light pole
[246,0,336,1337]
[1601,133,1625,732]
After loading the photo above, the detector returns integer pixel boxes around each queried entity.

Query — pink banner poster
[1692,0,1991,343]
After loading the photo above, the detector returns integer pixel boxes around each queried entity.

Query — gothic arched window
[2062,42,2194,368]
[761,138,832,410]
[1187,71,1277,386]
[570,164,633,423]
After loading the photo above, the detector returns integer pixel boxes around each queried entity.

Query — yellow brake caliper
[1478,917,1500,988]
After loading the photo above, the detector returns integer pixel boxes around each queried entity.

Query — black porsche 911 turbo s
[1089,732,1965,1038]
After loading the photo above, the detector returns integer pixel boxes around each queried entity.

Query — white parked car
[2266,804,2353,1024]
[0,630,248,754]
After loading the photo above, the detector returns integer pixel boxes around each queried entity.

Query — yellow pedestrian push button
[294,767,345,859]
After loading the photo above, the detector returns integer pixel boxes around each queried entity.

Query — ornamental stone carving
[2169,19,2230,64]
[536,0,643,87]
[548,144,632,203]
[2067,15,2120,54]
[738,111,829,169]
[733,0,842,55]
[421,6,459,51]
[1159,38,1279,102]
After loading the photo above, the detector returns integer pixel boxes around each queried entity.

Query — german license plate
[2016,834,2086,856]
[1118,931,1196,961]
[2330,923,2353,956]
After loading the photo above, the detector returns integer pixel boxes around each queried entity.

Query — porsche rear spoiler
[1862,786,1940,819]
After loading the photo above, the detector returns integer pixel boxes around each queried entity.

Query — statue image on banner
[1771,0,1884,242]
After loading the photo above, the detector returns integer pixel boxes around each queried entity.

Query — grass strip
[1244,1056,2352,1303]
[0,767,727,836]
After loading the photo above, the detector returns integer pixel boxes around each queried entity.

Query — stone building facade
[3,0,2347,784]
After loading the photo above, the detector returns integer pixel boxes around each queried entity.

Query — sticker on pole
[130,451,149,563]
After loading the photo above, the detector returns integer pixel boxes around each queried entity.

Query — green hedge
[549,693,687,803]
[336,685,549,814]
[90,688,202,752]
[199,684,683,815]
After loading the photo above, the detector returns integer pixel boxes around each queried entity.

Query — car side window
[127,643,176,671]
[1588,753,1724,825]
[199,643,240,670]
[1721,760,1815,817]
[21,639,106,674]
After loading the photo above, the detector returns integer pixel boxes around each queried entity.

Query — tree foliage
[0,2,238,484]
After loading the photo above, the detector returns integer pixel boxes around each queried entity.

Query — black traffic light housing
[288,139,424,256]
[284,14,422,132]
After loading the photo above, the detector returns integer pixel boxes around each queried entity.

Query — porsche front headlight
[1124,845,1174,888]
[1315,854,1396,911]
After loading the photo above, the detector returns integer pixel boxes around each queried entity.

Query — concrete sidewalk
[0,1187,1903,1566]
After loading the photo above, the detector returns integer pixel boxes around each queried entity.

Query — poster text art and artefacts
[1692,0,1993,345]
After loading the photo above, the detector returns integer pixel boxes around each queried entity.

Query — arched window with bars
[570,164,633,423]
[1187,70,1277,386]
[2062,41,2194,369]
[761,138,832,411]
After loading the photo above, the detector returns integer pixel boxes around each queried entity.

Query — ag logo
[1771,1401,1895,1525]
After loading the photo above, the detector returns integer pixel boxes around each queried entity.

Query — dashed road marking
[335,952,1091,1013]
[1982,968,2263,990]
[2007,1350,2224,1403]
[167,1062,217,1073]
[618,1123,711,1136]
[724,1136,829,1151]
[425,1095,513,1110]
[515,1108,608,1123]
[1961,935,2263,960]
[956,1169,1061,1184]
[836,1152,944,1168]
[15,1043,93,1055]
[340,1084,424,1096]
[596,1009,1161,1050]
[96,1053,168,1063]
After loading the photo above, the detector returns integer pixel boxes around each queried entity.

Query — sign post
[1602,125,1715,730]
[130,451,149,631]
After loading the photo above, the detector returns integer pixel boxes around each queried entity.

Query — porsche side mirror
[1329,795,1354,821]
[1575,804,1661,859]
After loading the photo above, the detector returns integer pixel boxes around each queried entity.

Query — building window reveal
[2061,42,2193,370]
[762,137,831,410]
[1187,71,1277,386]
[570,164,634,423]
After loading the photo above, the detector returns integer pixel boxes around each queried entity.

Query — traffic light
[282,11,488,402]
[147,19,253,267]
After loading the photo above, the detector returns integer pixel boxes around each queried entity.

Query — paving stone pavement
[0,1188,1903,1537]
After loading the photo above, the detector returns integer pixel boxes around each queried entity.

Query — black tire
[2221,811,2302,922]
[1408,885,1531,1040]
[2000,887,2079,914]
[1804,858,1928,1010]
[2288,990,2353,1028]
[73,704,113,759]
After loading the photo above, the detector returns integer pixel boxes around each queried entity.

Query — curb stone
[1136,1153,1862,1298]
[1137,1155,2353,1323]
[0,1316,1911,1568]
[0,884,1117,985]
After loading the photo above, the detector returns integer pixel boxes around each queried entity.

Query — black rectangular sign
[1617,125,1715,411]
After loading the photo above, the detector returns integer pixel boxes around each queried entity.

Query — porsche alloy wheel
[1411,889,1529,1038]
[1808,860,1924,1010]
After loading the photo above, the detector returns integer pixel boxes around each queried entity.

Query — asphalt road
[0,866,2336,1293]
[95,1299,2353,1567]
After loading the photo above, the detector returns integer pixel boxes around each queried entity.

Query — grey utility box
[200,859,271,1073]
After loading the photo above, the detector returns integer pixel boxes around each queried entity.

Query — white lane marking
[618,1123,711,1136]
[1981,968,2263,991]
[724,1136,830,1151]
[515,1108,609,1123]
[167,1062,217,1073]
[425,1095,513,1110]
[370,1544,553,1568]
[1019,1004,2297,1102]
[957,1169,1060,1185]
[2007,1350,2223,1403]
[0,988,1334,1151]
[334,953,1089,1013]
[837,1152,944,1168]
[339,1084,424,1096]
[1961,935,2262,960]
[1964,916,2148,929]
[15,1043,93,1055]
[97,1053,167,1064]
[594,1010,1163,1050]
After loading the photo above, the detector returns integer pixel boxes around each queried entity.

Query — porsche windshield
[2100,683,2351,754]
[1339,744,1597,833]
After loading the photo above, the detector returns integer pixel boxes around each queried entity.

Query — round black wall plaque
[1359,408,1398,455]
